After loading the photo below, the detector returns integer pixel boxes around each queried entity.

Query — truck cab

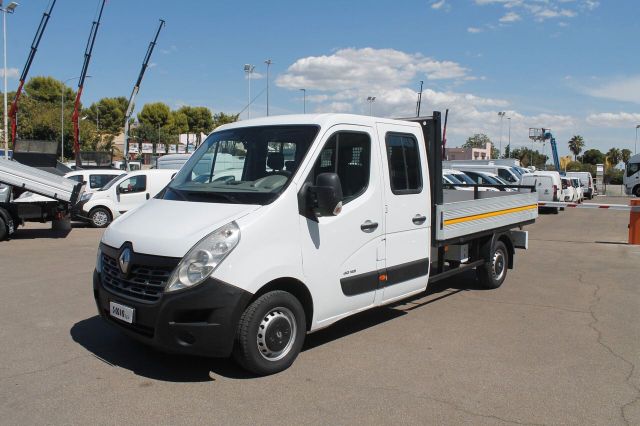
[624,153,640,197]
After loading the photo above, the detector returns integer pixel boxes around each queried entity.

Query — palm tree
[621,148,632,165]
[568,135,585,161]
[606,147,622,168]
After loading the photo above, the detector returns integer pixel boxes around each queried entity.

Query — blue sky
[3,0,639,158]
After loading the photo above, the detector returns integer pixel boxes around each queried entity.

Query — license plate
[110,301,134,324]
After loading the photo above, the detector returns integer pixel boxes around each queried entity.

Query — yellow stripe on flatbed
[444,204,537,226]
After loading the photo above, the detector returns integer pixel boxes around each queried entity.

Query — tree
[24,76,68,104]
[606,147,622,168]
[85,97,128,136]
[213,112,239,129]
[178,106,214,146]
[463,133,499,159]
[622,148,632,165]
[567,135,585,161]
[137,102,172,129]
[581,149,605,165]
[510,147,548,169]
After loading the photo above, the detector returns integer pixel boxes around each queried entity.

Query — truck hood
[101,198,260,257]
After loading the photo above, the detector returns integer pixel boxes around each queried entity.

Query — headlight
[81,192,93,202]
[165,221,240,292]
[96,246,102,273]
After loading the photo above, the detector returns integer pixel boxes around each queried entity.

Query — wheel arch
[251,277,314,331]
[480,232,514,269]
[88,204,114,219]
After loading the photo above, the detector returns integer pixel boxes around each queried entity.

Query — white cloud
[276,48,471,92]
[586,112,640,128]
[499,11,521,23]
[431,0,448,10]
[583,75,640,104]
[467,27,483,33]
[0,67,18,78]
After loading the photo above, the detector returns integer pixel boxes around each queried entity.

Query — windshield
[444,174,463,184]
[164,125,319,205]
[492,175,510,185]
[98,173,127,191]
[453,172,476,184]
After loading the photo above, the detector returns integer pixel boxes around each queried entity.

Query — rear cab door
[376,122,430,304]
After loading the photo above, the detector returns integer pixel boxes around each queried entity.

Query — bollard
[630,200,640,245]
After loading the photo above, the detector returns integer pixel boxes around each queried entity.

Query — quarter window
[385,133,422,194]
[310,132,370,203]
[89,174,117,189]
[627,163,639,177]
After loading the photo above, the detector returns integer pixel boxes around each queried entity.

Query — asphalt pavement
[0,196,638,425]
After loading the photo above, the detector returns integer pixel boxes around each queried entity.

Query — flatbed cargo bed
[435,190,538,241]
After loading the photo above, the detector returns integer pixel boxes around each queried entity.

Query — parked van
[156,154,192,170]
[77,169,175,227]
[565,171,595,199]
[560,177,576,202]
[65,169,124,194]
[520,174,560,213]
[623,153,640,197]
[112,161,142,171]
[446,169,499,192]
[570,177,584,202]
[444,163,521,184]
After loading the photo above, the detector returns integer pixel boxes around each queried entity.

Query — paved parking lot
[1,197,639,425]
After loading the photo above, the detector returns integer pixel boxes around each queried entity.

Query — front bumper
[93,271,253,357]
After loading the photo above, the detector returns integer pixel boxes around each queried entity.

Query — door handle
[146,193,150,200]
[412,214,427,225]
[360,220,378,233]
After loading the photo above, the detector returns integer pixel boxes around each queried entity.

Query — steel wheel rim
[492,249,506,282]
[257,307,296,362]
[93,211,108,227]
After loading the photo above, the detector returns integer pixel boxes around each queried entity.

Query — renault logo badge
[119,248,131,274]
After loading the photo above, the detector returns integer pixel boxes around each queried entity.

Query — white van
[623,154,640,197]
[156,154,192,170]
[77,169,175,227]
[65,169,124,194]
[444,163,521,185]
[112,161,142,171]
[520,173,560,213]
[566,171,595,199]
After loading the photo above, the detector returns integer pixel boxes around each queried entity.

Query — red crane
[73,0,106,166]
[8,0,57,146]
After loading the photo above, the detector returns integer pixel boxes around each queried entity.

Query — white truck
[93,112,537,375]
[624,153,640,197]
[0,158,84,241]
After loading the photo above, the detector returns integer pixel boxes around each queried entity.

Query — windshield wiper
[184,191,240,203]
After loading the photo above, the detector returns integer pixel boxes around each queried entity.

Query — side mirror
[311,173,343,216]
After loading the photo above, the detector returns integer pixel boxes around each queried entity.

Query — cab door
[115,175,148,214]
[376,124,431,303]
[298,125,385,326]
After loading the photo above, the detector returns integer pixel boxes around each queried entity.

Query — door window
[498,168,516,183]
[309,132,371,203]
[627,163,639,177]
[118,175,147,194]
[67,175,83,183]
[89,174,117,189]
[385,133,422,194]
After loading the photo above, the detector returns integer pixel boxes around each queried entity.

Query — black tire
[89,207,111,228]
[477,240,509,289]
[634,186,640,198]
[233,290,306,376]
[0,216,7,241]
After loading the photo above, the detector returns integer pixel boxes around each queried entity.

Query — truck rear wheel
[233,290,306,376]
[0,216,7,241]
[477,240,509,289]
[634,185,640,198]
[89,207,111,228]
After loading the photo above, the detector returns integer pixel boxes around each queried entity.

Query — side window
[118,175,147,194]
[498,169,515,183]
[68,175,83,183]
[627,163,639,177]
[310,132,370,203]
[89,174,116,189]
[385,133,422,194]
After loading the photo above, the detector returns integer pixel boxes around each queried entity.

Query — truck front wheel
[233,290,306,376]
[0,216,7,241]
[634,185,640,198]
[89,207,111,228]
[477,240,509,289]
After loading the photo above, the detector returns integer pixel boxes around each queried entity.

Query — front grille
[101,254,173,303]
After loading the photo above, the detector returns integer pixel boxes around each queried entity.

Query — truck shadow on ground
[10,222,90,240]
[70,270,484,382]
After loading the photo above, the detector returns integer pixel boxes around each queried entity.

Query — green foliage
[178,106,215,145]
[510,147,549,169]
[581,149,605,165]
[138,102,172,128]
[606,147,622,167]
[213,112,239,128]
[567,135,585,160]
[85,97,128,136]
[565,161,583,172]
[621,148,632,164]
[463,133,499,159]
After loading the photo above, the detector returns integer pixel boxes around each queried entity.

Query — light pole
[367,96,376,116]
[1,1,18,159]
[265,59,272,116]
[243,64,254,119]
[300,88,306,113]
[635,124,639,155]
[507,117,511,157]
[497,111,506,158]
[61,75,90,161]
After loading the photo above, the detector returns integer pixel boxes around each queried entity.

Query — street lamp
[635,124,639,155]
[243,64,255,119]
[367,96,376,116]
[1,1,18,159]
[265,59,272,116]
[300,88,306,114]
[61,75,90,161]
[507,117,511,158]
[497,111,506,157]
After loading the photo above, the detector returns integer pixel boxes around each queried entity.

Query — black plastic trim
[383,258,429,287]
[340,257,430,296]
[340,270,379,296]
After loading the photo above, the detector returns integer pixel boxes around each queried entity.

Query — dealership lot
[0,197,638,425]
